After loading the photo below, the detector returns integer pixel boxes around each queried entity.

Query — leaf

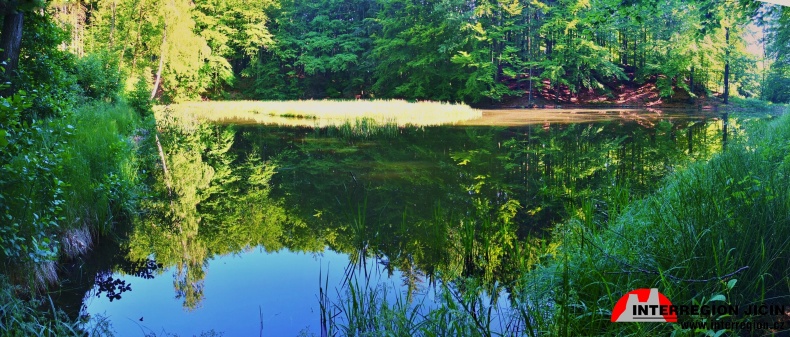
[708,294,726,303]
[0,129,7,148]
[710,330,727,337]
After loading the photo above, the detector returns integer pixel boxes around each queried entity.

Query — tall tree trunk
[689,65,695,96]
[130,0,146,74]
[109,0,116,50]
[621,32,628,66]
[723,27,730,104]
[528,65,533,103]
[151,23,167,100]
[0,9,23,81]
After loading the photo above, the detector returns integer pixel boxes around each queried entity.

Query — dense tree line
[6,0,789,104]
[40,0,784,104]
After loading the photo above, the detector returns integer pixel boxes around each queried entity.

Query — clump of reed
[154,99,482,127]
[319,268,560,337]
[0,276,114,336]
[315,117,400,140]
[525,111,790,335]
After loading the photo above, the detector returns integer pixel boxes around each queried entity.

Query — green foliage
[127,76,154,118]
[193,0,275,96]
[75,52,122,101]
[0,97,144,283]
[372,0,469,101]
[761,6,790,103]
[246,0,373,99]
[0,91,64,266]
[15,11,81,117]
[761,64,790,103]
[57,0,785,104]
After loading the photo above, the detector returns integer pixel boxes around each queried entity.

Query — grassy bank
[155,100,482,127]
[0,98,152,335]
[542,110,790,335]
[318,110,790,336]
[1,101,148,285]
[729,97,788,115]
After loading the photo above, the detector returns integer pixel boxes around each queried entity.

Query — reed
[0,276,86,336]
[527,111,790,335]
[154,99,482,127]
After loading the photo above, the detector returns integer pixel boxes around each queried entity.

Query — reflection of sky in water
[84,248,410,336]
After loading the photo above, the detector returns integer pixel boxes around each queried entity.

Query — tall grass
[61,102,143,237]
[154,100,482,127]
[528,111,790,335]
[319,268,561,337]
[317,117,400,140]
[318,111,790,336]
[0,276,114,336]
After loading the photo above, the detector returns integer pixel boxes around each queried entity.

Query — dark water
[55,114,727,336]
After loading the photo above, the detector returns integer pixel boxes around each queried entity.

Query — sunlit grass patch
[154,99,482,127]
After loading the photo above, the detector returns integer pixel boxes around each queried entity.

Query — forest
[1,0,790,336]
[39,0,790,104]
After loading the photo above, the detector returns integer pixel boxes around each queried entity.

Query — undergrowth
[0,98,154,335]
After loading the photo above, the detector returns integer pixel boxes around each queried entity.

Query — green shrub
[0,98,144,285]
[15,12,81,117]
[126,76,153,118]
[730,96,773,111]
[75,52,122,102]
[0,92,64,270]
[761,64,790,104]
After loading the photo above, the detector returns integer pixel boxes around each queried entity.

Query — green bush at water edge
[0,98,151,286]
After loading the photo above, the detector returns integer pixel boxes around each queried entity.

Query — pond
[55,110,729,336]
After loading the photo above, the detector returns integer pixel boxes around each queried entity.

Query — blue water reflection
[85,249,408,336]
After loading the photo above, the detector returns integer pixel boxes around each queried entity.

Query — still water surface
[58,110,728,336]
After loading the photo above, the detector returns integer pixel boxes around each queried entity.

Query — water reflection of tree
[125,117,307,309]
[251,118,723,293]
[121,116,722,309]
